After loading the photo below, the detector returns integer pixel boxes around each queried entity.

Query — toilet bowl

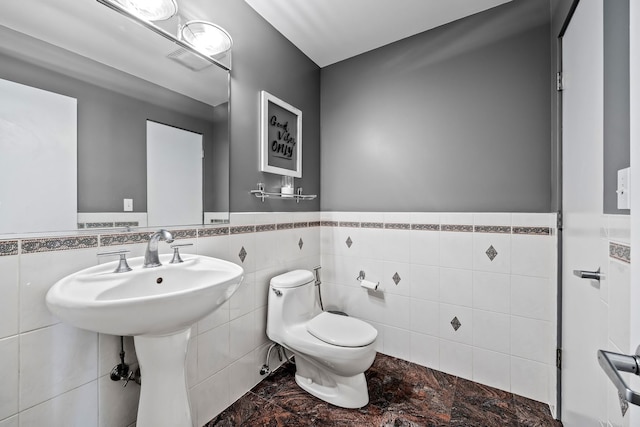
[266,270,378,408]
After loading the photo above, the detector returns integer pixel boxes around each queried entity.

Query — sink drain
[156,277,163,284]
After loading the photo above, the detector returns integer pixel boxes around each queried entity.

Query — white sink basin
[46,253,243,427]
[46,254,244,336]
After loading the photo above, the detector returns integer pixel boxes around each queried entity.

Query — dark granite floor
[207,353,562,427]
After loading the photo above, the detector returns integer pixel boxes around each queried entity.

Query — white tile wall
[19,323,97,411]
[472,347,510,391]
[0,416,17,427]
[98,376,139,427]
[473,271,510,314]
[320,211,558,406]
[0,337,18,420]
[0,211,320,426]
[0,210,568,423]
[19,381,98,426]
[600,215,632,427]
[0,257,18,339]
[19,248,98,333]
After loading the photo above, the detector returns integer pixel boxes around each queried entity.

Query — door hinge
[557,72,564,91]
[556,348,562,369]
[557,211,563,230]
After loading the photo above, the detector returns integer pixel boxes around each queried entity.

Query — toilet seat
[306,312,377,347]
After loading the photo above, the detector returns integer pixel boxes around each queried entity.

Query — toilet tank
[267,270,319,339]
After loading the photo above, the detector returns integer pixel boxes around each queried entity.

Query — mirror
[0,0,230,235]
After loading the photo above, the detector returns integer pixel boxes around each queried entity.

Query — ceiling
[245,0,513,68]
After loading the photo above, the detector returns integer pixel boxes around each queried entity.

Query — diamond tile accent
[392,272,401,285]
[298,238,304,250]
[346,236,353,248]
[451,316,461,331]
[238,246,247,263]
[486,245,498,261]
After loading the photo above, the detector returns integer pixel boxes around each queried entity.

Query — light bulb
[114,0,178,21]
[181,21,232,57]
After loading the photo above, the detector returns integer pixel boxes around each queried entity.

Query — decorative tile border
[411,224,440,231]
[114,221,139,228]
[171,229,198,240]
[441,224,474,233]
[86,222,114,229]
[610,242,631,264]
[474,225,511,234]
[320,220,338,227]
[512,227,551,236]
[22,236,98,254]
[198,227,229,237]
[385,223,411,230]
[77,221,140,229]
[0,215,555,255]
[100,232,150,247]
[0,240,19,256]
[361,222,384,229]
[339,221,360,228]
[230,225,256,235]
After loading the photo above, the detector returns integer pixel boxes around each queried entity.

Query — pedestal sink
[46,254,244,427]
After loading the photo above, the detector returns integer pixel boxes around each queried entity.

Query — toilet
[266,269,378,408]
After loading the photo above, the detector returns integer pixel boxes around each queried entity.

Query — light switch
[617,168,630,210]
[124,198,133,212]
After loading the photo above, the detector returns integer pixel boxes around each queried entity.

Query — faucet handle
[169,243,193,264]
[97,250,132,273]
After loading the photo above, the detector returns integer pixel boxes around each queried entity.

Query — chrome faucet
[144,229,174,268]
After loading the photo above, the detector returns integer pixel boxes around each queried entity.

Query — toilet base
[293,354,370,408]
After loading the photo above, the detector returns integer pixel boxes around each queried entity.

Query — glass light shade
[114,0,178,21]
[181,21,233,58]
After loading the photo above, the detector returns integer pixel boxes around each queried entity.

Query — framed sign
[260,90,302,177]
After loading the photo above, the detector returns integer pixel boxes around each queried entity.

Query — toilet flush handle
[272,287,282,296]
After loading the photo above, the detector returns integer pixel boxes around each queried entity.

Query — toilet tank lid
[306,312,378,347]
[270,270,314,288]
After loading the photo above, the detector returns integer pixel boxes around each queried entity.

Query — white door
[0,79,77,233]
[147,120,203,226]
[561,0,605,425]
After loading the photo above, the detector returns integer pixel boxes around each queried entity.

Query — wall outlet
[124,198,133,212]
[617,167,630,210]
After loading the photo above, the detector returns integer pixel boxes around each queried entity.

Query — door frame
[629,0,639,422]
[555,1,581,420]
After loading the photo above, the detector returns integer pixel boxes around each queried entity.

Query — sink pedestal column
[134,328,192,427]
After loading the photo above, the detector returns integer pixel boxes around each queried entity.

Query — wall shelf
[250,183,317,203]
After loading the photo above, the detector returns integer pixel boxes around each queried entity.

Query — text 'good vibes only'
[270,115,295,159]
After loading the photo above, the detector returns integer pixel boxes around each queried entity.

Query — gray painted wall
[1,0,323,216]
[604,0,630,214]
[320,0,552,212]
[210,0,321,212]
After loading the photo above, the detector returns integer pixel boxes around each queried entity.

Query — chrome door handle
[573,268,602,281]
[598,346,640,406]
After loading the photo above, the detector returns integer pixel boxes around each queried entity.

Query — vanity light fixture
[112,0,178,21]
[97,0,232,71]
[180,21,232,58]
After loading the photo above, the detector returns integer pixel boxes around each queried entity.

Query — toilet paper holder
[356,271,380,291]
